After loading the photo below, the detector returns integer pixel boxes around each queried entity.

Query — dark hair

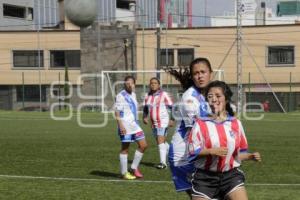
[189,57,213,74]
[164,57,212,91]
[148,77,161,95]
[205,80,235,116]
[149,77,160,85]
[124,75,135,84]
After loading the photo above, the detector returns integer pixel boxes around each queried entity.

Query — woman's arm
[115,111,126,135]
[199,147,228,157]
[142,106,149,124]
[239,152,261,162]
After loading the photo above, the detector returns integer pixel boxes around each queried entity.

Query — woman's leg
[157,135,168,168]
[120,142,130,176]
[226,186,248,200]
[136,138,148,153]
[157,135,166,145]
[192,196,209,200]
[130,139,148,177]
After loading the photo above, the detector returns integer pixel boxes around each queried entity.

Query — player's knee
[139,143,148,152]
[120,149,129,154]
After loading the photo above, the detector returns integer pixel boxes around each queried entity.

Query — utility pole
[37,0,42,112]
[236,0,243,117]
[156,0,161,71]
[124,39,129,71]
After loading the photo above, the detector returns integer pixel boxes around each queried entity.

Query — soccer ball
[65,0,97,27]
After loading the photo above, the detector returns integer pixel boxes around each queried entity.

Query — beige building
[136,24,300,111]
[1,24,300,111]
[0,30,80,110]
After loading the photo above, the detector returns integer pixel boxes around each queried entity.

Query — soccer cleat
[132,168,143,178]
[123,172,136,180]
[156,163,167,169]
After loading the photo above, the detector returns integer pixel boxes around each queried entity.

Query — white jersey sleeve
[114,93,124,112]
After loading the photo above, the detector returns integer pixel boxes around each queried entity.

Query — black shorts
[191,168,245,199]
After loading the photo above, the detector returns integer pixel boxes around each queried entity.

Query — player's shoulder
[160,90,169,96]
[227,116,243,127]
[116,90,126,98]
[182,87,197,101]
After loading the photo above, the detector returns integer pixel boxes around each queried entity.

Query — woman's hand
[119,123,126,135]
[251,152,262,162]
[209,147,228,157]
[143,118,148,125]
[168,120,175,127]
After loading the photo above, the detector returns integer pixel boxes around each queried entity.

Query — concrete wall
[81,22,136,109]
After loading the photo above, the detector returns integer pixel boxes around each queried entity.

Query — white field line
[0,174,300,186]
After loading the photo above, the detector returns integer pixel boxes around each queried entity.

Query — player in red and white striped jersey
[188,81,261,200]
[188,115,248,172]
[143,77,174,169]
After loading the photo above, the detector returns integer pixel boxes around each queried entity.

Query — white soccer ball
[65,0,97,27]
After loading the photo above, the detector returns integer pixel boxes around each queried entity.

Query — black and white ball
[65,0,97,27]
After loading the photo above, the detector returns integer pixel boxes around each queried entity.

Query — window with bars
[160,49,174,67]
[3,4,33,20]
[178,48,194,66]
[267,46,295,66]
[16,85,46,102]
[13,50,44,68]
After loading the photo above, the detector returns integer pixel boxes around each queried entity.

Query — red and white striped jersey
[143,90,173,128]
[188,117,248,172]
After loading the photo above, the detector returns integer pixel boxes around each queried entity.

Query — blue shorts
[119,131,145,143]
[168,142,195,192]
[169,162,195,192]
[152,127,168,137]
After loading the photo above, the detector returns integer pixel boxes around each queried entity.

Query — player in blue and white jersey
[165,58,213,197]
[114,76,147,180]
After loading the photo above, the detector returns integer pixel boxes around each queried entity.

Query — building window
[50,50,81,68]
[3,4,33,20]
[117,0,130,9]
[16,85,47,102]
[13,50,44,68]
[277,1,300,16]
[27,7,33,20]
[160,49,174,67]
[267,46,295,66]
[178,48,194,66]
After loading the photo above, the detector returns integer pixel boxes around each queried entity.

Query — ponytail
[226,102,234,116]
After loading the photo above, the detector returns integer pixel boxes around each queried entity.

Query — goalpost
[101,69,224,113]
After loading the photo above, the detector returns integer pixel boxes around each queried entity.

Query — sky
[192,0,279,26]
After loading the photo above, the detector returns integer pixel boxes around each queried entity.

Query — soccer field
[0,111,300,200]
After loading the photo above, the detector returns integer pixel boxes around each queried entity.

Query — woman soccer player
[165,57,213,197]
[114,76,148,180]
[143,77,174,169]
[188,81,261,200]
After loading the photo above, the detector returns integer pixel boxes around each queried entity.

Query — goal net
[101,69,224,113]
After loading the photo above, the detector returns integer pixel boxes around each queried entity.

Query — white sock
[165,142,170,153]
[119,154,128,175]
[158,143,167,165]
[131,150,144,170]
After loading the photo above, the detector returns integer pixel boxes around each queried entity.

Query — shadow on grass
[128,160,156,168]
[89,170,120,178]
